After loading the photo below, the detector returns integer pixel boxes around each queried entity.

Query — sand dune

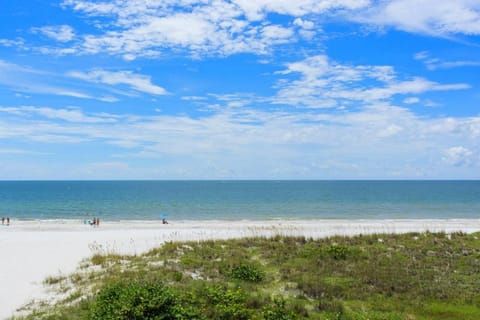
[1,219,479,319]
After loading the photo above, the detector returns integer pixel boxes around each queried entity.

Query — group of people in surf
[83,216,168,226]
[85,217,100,227]
[1,217,10,226]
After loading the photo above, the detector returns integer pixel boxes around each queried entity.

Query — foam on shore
[1,219,479,319]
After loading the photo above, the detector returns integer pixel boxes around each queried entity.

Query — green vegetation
[231,264,265,282]
[14,232,480,319]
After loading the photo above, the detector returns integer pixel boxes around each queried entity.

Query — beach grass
[13,231,480,319]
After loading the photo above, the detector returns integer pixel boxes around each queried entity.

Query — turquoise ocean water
[0,181,479,221]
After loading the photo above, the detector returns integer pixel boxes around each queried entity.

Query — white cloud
[0,60,121,102]
[273,55,470,108]
[403,97,419,104]
[0,59,45,75]
[31,25,75,42]
[67,69,167,95]
[3,0,477,60]
[56,0,371,58]
[424,99,440,108]
[436,61,480,69]
[293,18,315,29]
[292,18,318,39]
[261,25,294,41]
[12,81,112,101]
[414,51,429,60]
[209,93,255,107]
[443,146,475,167]
[356,0,480,36]
[181,96,208,101]
[99,96,120,103]
[1,103,480,178]
[36,47,78,55]
[232,0,370,20]
[0,38,25,48]
[76,12,295,57]
[415,51,480,70]
[0,106,117,123]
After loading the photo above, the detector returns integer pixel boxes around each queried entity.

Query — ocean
[0,181,479,221]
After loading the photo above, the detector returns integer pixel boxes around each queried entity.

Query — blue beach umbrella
[161,212,169,218]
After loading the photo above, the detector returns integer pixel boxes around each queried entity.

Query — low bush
[230,264,265,282]
[89,281,182,320]
[325,245,350,260]
[204,285,252,320]
[263,298,296,320]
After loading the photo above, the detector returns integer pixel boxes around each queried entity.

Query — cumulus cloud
[231,0,370,20]
[2,0,478,59]
[75,10,297,57]
[355,0,480,36]
[293,18,315,29]
[67,69,167,95]
[55,0,373,58]
[272,55,470,108]
[443,146,475,167]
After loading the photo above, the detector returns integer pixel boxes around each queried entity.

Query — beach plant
[203,285,252,319]
[230,263,265,282]
[263,298,296,320]
[16,232,480,320]
[324,244,350,260]
[43,275,67,286]
[89,281,181,320]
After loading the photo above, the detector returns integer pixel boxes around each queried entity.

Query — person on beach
[1,217,4,225]
[162,218,168,224]
[6,217,10,226]
[96,218,100,227]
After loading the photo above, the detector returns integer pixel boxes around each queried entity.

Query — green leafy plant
[89,281,181,320]
[263,298,296,320]
[231,264,265,282]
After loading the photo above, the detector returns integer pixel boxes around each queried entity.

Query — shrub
[90,254,107,266]
[230,264,265,282]
[325,245,349,260]
[263,298,296,320]
[205,285,252,320]
[89,281,181,320]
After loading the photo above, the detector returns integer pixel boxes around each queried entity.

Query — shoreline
[1,219,480,319]
[4,217,480,228]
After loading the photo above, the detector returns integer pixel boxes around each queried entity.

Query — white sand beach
[1,219,479,319]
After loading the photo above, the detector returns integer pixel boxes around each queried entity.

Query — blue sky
[0,0,479,179]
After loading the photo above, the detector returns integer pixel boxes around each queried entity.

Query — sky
[0,0,479,180]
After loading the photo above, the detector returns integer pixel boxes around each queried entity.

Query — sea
[0,181,479,221]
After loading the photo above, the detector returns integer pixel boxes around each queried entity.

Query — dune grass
[14,231,480,319]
